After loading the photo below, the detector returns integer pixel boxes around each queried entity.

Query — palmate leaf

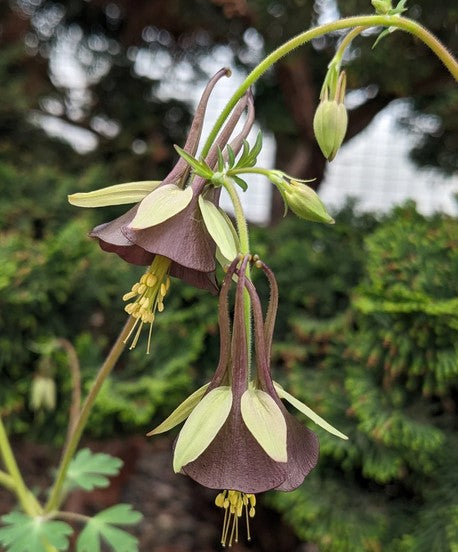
[0,512,73,552]
[66,448,123,492]
[76,504,143,552]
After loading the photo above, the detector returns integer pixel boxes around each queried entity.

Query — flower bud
[270,173,334,224]
[371,0,392,14]
[313,99,348,162]
[30,375,56,411]
[314,70,347,161]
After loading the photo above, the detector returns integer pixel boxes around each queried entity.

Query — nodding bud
[313,71,348,162]
[269,171,334,224]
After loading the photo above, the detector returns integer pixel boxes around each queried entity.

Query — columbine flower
[148,256,347,546]
[68,70,255,351]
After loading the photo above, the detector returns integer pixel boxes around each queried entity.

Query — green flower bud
[371,0,392,14]
[271,173,334,224]
[314,70,348,161]
[313,99,348,162]
[30,375,56,411]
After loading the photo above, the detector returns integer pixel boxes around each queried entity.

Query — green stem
[230,167,274,179]
[223,177,250,254]
[200,15,457,158]
[44,316,135,513]
[0,469,15,491]
[49,511,91,524]
[334,26,365,68]
[0,417,40,515]
[222,177,252,374]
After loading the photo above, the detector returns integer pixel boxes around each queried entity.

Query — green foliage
[267,204,458,551]
[0,513,73,552]
[76,504,142,552]
[66,448,123,492]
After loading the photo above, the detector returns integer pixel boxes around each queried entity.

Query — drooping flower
[69,70,255,351]
[148,256,347,545]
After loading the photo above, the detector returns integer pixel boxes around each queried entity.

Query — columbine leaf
[232,175,248,192]
[274,382,348,440]
[68,181,160,208]
[174,145,214,179]
[198,196,238,262]
[76,505,142,552]
[249,130,263,162]
[66,448,123,492]
[0,512,73,552]
[241,388,287,462]
[236,130,263,168]
[216,147,225,172]
[146,383,210,435]
[372,27,396,48]
[173,386,232,473]
[241,139,250,161]
[227,145,236,168]
[129,184,193,229]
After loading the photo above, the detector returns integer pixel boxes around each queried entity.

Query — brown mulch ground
[0,436,316,552]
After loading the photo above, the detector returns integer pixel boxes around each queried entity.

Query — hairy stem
[56,338,81,448]
[44,316,135,513]
[0,469,15,491]
[200,15,457,158]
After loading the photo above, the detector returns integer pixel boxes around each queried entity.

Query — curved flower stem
[56,338,81,448]
[200,15,457,158]
[222,176,252,374]
[0,417,41,515]
[44,316,135,514]
[333,26,365,68]
[0,469,15,491]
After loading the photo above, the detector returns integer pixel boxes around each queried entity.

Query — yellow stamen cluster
[215,490,256,547]
[122,255,172,353]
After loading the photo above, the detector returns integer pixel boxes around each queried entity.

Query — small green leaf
[129,184,193,229]
[68,181,160,207]
[249,130,263,161]
[66,448,123,492]
[241,139,250,160]
[147,383,210,435]
[0,512,73,552]
[274,382,348,440]
[227,145,236,168]
[173,386,232,472]
[174,146,213,179]
[216,147,224,172]
[241,388,287,462]
[198,195,238,262]
[76,505,142,552]
[372,27,397,48]
[232,175,248,192]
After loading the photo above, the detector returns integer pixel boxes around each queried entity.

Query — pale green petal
[274,382,348,440]
[173,386,232,473]
[146,383,210,436]
[129,184,193,229]
[198,196,238,262]
[241,388,287,462]
[68,181,160,207]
